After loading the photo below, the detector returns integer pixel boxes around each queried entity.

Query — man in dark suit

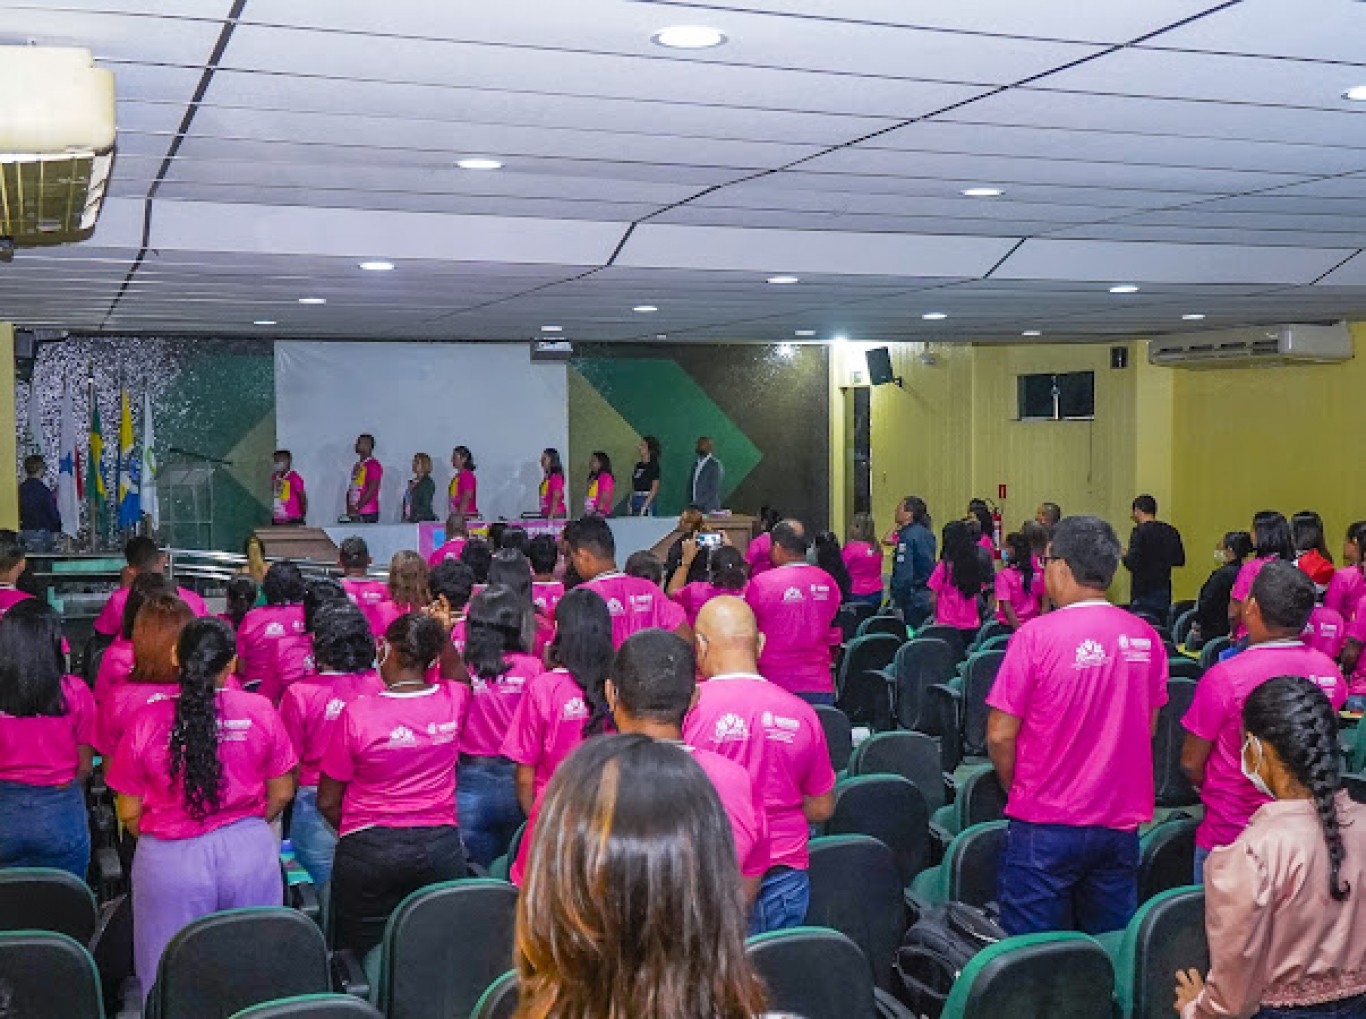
[689,436,724,513]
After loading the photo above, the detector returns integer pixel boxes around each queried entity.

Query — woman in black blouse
[1191,530,1253,647]
[629,436,661,517]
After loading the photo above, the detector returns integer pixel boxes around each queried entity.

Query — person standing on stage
[271,450,307,526]
[539,449,566,519]
[18,455,61,553]
[584,451,615,517]
[690,437,723,513]
[630,436,661,517]
[346,434,382,523]
[402,453,437,523]
[449,445,479,519]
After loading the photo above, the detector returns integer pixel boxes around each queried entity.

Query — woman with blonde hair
[372,550,432,634]
[403,453,437,523]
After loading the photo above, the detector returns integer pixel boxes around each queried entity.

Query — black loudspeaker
[1110,346,1129,369]
[866,346,896,386]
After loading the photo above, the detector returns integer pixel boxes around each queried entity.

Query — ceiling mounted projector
[0,47,116,245]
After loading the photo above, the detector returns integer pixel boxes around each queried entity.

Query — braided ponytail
[1244,676,1351,901]
[168,618,235,820]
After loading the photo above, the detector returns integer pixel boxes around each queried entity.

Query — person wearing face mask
[270,450,307,525]
[690,436,724,514]
[1191,531,1254,648]
[1174,676,1366,1019]
[1181,562,1347,883]
[345,434,382,523]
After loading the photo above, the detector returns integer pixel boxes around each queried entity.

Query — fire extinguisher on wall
[991,503,1003,552]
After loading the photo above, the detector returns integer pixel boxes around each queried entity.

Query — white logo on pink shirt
[628,594,654,614]
[265,622,286,638]
[812,584,831,602]
[218,718,251,742]
[714,712,750,742]
[562,697,589,721]
[1074,639,1109,669]
[387,725,417,746]
[324,698,346,720]
[782,587,805,603]
[605,598,626,616]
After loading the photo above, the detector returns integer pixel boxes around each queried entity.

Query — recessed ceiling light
[1108,284,1140,294]
[358,260,394,271]
[833,334,849,343]
[1342,85,1366,102]
[298,297,327,305]
[1182,313,1206,321]
[253,319,277,326]
[961,187,1004,197]
[652,25,727,49]
[633,305,658,313]
[776,343,797,358]
[794,330,816,337]
[541,325,563,332]
[767,275,800,285]
[922,312,948,320]
[456,158,503,170]
[1022,330,1042,337]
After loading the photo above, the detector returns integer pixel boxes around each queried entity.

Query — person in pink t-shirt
[451,585,542,867]
[1336,596,1366,698]
[929,520,991,639]
[0,529,33,621]
[346,433,383,522]
[318,613,470,956]
[1303,603,1347,659]
[95,572,174,708]
[528,534,566,616]
[684,596,835,934]
[1182,561,1347,883]
[426,514,469,569]
[745,531,773,579]
[278,602,382,885]
[841,512,885,608]
[583,450,615,517]
[108,618,297,1004]
[270,449,307,525]
[0,601,96,878]
[1228,511,1296,639]
[994,531,1046,629]
[566,515,688,648]
[448,445,479,518]
[538,448,566,518]
[669,544,748,628]
[986,515,1168,936]
[745,519,841,704]
[1324,520,1366,622]
[96,593,194,756]
[93,536,209,636]
[429,559,476,657]
[236,560,307,700]
[369,550,432,640]
[502,588,616,812]
[337,536,394,636]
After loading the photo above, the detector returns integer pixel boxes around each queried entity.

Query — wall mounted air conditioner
[1148,321,1353,368]
[0,47,116,242]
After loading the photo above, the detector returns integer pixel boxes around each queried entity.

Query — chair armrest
[928,821,954,855]
[289,880,322,927]
[903,887,931,923]
[94,846,125,900]
[874,987,917,1018]
[872,666,894,682]
[331,949,370,999]
[467,861,490,879]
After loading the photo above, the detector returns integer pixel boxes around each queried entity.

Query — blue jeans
[1193,844,1212,884]
[457,758,524,869]
[894,589,932,629]
[750,867,810,935]
[1255,995,1366,1018]
[0,780,90,879]
[1130,585,1172,621]
[998,820,1139,936]
[847,592,883,609]
[794,691,836,707]
[628,493,655,516]
[290,786,337,885]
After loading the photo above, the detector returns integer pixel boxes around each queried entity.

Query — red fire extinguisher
[988,499,1004,558]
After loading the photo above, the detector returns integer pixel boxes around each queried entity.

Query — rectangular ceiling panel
[993,238,1357,285]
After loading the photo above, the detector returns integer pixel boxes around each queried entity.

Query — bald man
[684,596,836,934]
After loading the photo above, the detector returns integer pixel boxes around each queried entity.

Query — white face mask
[1241,734,1275,799]
[1214,549,1230,564]
[274,460,287,473]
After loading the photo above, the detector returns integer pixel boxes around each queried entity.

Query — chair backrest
[835,602,878,643]
[1153,680,1199,808]
[0,930,103,1018]
[1169,600,1196,630]
[925,684,963,773]
[978,633,1011,654]
[894,638,957,731]
[747,927,879,1019]
[813,704,854,772]
[1171,609,1198,647]
[81,631,114,685]
[960,650,1007,757]
[955,766,1008,832]
[940,932,1115,1019]
[1139,818,1199,904]
[838,634,902,688]
[967,620,1010,652]
[376,879,519,1019]
[90,893,135,1018]
[230,994,384,1018]
[857,614,907,641]
[827,775,931,885]
[806,835,908,992]
[470,971,519,1019]
[0,867,98,943]
[1114,887,1207,1019]
[836,634,901,731]
[944,821,1009,909]
[151,908,331,1019]
[847,730,946,812]
[914,624,966,660]
[1166,657,1202,682]
[1198,635,1231,671]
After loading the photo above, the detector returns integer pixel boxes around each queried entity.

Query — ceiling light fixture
[1022,330,1042,337]
[1342,85,1366,102]
[776,343,797,358]
[1182,313,1206,321]
[253,319,277,326]
[633,305,658,313]
[298,297,327,305]
[652,25,727,49]
[541,325,563,332]
[922,312,948,320]
[794,330,816,337]
[456,158,503,170]
[961,187,1004,197]
[358,260,394,271]
[1108,284,1140,294]
[767,275,800,284]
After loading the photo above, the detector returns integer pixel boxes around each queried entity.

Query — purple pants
[132,817,281,1003]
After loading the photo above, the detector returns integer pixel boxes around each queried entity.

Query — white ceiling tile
[1045,223,1366,248]
[650,204,1067,236]
[1314,252,1366,287]
[993,239,1357,285]
[105,62,206,102]
[0,7,228,63]
[1142,0,1366,63]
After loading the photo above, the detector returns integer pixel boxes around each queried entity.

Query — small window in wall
[1017,371,1095,421]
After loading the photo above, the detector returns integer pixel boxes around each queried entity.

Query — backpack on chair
[893,901,1006,1017]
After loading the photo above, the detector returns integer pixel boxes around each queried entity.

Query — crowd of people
[0,482,1364,1017]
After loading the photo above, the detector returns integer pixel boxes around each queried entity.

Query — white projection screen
[274,341,568,524]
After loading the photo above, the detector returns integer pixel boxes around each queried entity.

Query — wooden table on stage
[645,514,758,560]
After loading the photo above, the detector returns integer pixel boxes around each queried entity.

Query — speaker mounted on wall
[865,346,903,387]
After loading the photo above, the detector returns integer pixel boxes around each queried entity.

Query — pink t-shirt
[672,581,745,628]
[1343,609,1366,695]
[501,668,608,801]
[96,681,178,757]
[264,631,317,706]
[539,473,565,517]
[842,541,884,597]
[747,564,840,695]
[272,470,305,522]
[986,601,1168,831]
[236,604,306,695]
[584,473,614,516]
[929,561,982,629]
[341,578,394,637]
[426,538,467,569]
[1302,606,1347,660]
[449,471,478,517]
[978,533,997,558]
[93,584,208,636]
[321,682,471,837]
[745,533,774,578]
[0,675,94,785]
[279,670,384,786]
[1229,556,1277,637]
[348,457,382,516]
[462,652,542,757]
[994,565,1046,626]
[683,673,835,870]
[581,572,686,648]
[532,581,565,616]
[1325,566,1365,621]
[107,688,297,840]
[1183,641,1347,849]
[93,637,135,708]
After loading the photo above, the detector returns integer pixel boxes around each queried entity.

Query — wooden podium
[647,514,758,559]
[253,527,339,563]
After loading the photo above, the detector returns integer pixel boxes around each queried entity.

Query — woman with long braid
[108,617,297,1003]
[1175,676,1366,1018]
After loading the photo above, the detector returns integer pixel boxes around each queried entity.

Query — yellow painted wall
[0,324,14,529]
